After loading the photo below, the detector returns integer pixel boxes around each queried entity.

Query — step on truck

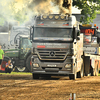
[30,14,85,80]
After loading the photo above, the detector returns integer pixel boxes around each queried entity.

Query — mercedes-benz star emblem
[50,51,55,56]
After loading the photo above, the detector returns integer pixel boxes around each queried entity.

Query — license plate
[47,65,57,67]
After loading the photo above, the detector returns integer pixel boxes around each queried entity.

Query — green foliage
[9,1,29,25]
[73,0,100,24]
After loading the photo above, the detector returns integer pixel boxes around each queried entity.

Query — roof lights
[60,15,65,19]
[37,14,70,20]
[55,15,59,19]
[43,15,47,19]
[94,24,96,27]
[49,15,53,19]
[82,24,92,28]
[97,26,98,30]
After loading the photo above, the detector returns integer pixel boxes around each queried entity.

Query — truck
[80,24,100,76]
[30,14,100,80]
[1,35,32,72]
[30,14,84,79]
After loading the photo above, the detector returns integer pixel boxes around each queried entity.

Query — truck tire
[77,64,84,78]
[91,68,95,76]
[32,73,39,79]
[26,55,32,72]
[95,64,99,76]
[69,73,76,80]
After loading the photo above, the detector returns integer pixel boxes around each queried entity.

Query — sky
[72,7,81,14]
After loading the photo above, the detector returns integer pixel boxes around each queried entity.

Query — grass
[0,72,100,76]
[0,72,32,75]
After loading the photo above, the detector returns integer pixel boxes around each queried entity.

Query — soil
[0,74,100,100]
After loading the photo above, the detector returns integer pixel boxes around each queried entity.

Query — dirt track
[0,74,100,100]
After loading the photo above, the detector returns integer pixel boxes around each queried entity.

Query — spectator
[5,60,13,73]
[0,45,4,70]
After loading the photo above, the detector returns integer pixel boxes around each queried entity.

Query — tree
[63,0,100,24]
[9,1,29,25]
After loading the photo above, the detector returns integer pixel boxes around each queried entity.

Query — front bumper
[31,55,75,75]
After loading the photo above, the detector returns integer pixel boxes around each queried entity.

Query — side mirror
[77,37,80,40]
[30,26,34,41]
[73,27,77,39]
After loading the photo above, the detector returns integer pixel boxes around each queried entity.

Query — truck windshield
[34,27,73,39]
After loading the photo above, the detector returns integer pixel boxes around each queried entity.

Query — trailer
[30,14,84,79]
[80,24,100,76]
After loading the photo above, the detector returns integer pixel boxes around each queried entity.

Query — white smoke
[0,0,72,26]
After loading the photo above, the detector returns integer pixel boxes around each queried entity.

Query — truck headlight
[65,64,71,68]
[33,63,39,67]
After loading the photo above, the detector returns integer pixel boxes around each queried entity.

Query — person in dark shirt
[5,60,13,73]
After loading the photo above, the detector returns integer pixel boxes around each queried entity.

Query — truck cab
[30,14,84,79]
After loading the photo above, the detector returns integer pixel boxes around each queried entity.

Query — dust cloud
[0,0,72,25]
[28,0,72,15]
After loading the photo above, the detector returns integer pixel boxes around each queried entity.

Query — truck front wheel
[95,64,99,76]
[77,64,84,78]
[26,55,32,72]
[32,73,39,79]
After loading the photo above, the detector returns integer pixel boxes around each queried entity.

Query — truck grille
[37,49,68,60]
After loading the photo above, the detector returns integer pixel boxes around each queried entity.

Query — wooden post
[70,93,76,100]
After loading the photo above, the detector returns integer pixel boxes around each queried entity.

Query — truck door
[76,34,83,72]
